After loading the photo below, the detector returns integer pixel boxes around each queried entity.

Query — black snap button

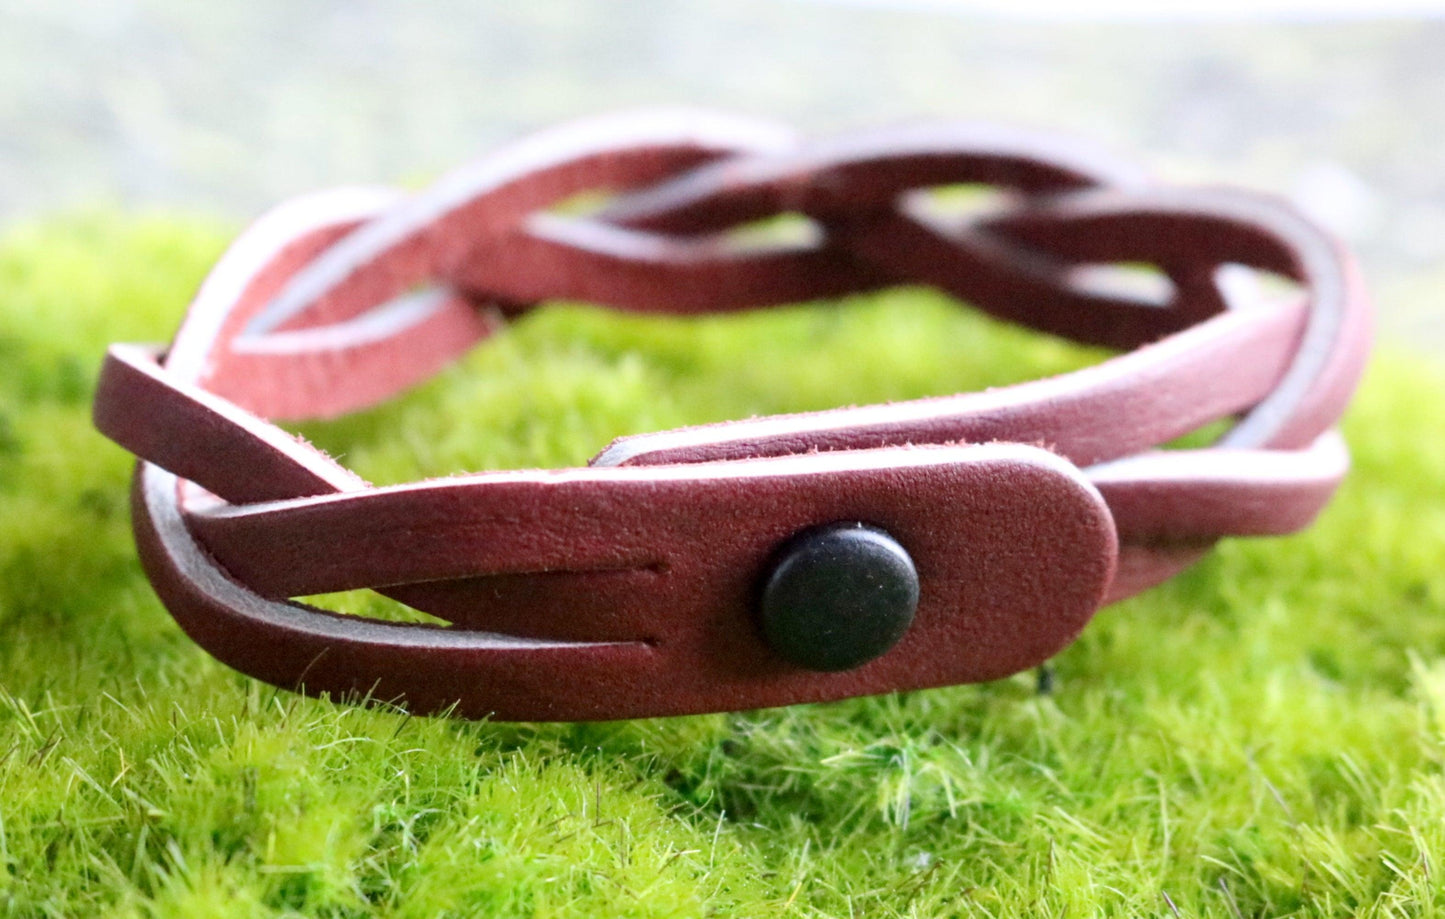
[757,523,920,672]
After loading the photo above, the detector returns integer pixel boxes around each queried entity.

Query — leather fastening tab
[139,443,1117,720]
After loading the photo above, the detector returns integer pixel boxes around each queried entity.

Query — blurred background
[1,0,1442,348]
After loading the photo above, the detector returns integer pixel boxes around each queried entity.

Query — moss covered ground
[1,213,1444,917]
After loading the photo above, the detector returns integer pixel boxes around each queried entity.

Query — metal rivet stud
[758,523,920,672]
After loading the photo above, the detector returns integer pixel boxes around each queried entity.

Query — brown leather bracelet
[92,109,1371,721]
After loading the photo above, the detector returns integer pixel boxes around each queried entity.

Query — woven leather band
[92,109,1371,720]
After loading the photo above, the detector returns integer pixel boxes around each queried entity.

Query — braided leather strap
[93,110,1371,720]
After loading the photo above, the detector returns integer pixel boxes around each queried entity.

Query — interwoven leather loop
[93,109,1371,720]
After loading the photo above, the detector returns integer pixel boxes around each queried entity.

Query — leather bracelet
[92,109,1372,721]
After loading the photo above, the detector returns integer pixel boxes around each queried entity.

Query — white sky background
[810,0,1445,18]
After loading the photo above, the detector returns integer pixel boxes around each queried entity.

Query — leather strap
[92,109,1371,720]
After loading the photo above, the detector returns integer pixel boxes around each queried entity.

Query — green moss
[0,211,1443,917]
